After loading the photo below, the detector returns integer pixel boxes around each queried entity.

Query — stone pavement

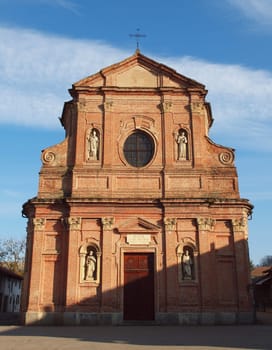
[0,324,272,350]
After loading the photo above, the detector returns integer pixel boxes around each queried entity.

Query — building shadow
[1,233,269,348]
[0,323,272,350]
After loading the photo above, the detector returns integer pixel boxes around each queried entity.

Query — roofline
[0,266,23,280]
[72,51,206,91]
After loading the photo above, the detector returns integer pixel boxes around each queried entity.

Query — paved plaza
[0,324,272,350]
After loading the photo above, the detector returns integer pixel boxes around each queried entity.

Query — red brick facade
[22,51,253,325]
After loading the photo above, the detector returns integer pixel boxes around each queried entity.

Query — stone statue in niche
[182,248,193,280]
[87,129,99,160]
[176,130,188,160]
[85,249,97,280]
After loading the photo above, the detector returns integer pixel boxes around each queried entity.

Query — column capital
[66,217,82,230]
[160,101,172,112]
[33,218,46,231]
[197,217,216,231]
[232,217,247,238]
[104,100,113,111]
[190,101,204,114]
[101,217,114,230]
[164,217,177,231]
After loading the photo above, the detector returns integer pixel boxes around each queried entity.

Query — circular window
[123,131,155,167]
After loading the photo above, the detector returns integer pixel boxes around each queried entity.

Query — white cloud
[0,26,128,128]
[4,0,80,14]
[164,56,272,151]
[1,26,272,151]
[227,0,272,26]
[40,0,80,14]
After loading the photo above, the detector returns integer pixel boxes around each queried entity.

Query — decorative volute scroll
[219,151,234,165]
[164,217,177,231]
[66,217,81,230]
[41,138,68,167]
[101,217,114,230]
[33,218,46,231]
[196,217,216,231]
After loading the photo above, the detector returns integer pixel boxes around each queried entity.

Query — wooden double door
[123,253,155,320]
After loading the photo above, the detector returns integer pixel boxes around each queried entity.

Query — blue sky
[0,0,271,265]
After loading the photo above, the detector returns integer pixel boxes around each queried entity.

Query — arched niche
[86,128,100,161]
[175,128,189,161]
[79,242,101,284]
[176,239,197,283]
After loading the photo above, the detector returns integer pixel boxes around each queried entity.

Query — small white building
[0,266,23,312]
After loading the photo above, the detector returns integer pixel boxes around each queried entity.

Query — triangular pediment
[117,217,161,234]
[72,51,205,91]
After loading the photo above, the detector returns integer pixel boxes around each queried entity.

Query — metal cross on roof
[129,28,146,52]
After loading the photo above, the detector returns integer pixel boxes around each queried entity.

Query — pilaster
[232,216,252,310]
[163,217,178,311]
[102,99,114,167]
[160,100,173,167]
[27,218,46,311]
[197,217,217,309]
[65,216,81,308]
[101,217,114,311]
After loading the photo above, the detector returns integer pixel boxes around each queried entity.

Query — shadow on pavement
[0,324,272,349]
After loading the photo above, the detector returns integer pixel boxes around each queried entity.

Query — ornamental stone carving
[78,99,87,111]
[42,151,56,164]
[190,102,204,114]
[101,217,114,230]
[104,100,113,111]
[164,217,177,231]
[160,101,172,112]
[232,217,247,232]
[197,217,216,231]
[67,217,81,230]
[33,218,46,230]
[219,151,234,165]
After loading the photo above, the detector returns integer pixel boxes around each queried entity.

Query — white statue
[176,131,187,160]
[88,129,99,160]
[85,250,96,280]
[182,249,193,280]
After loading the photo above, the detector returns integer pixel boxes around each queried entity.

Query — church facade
[22,51,253,325]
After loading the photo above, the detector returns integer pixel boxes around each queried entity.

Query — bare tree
[0,238,26,275]
[259,255,272,267]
